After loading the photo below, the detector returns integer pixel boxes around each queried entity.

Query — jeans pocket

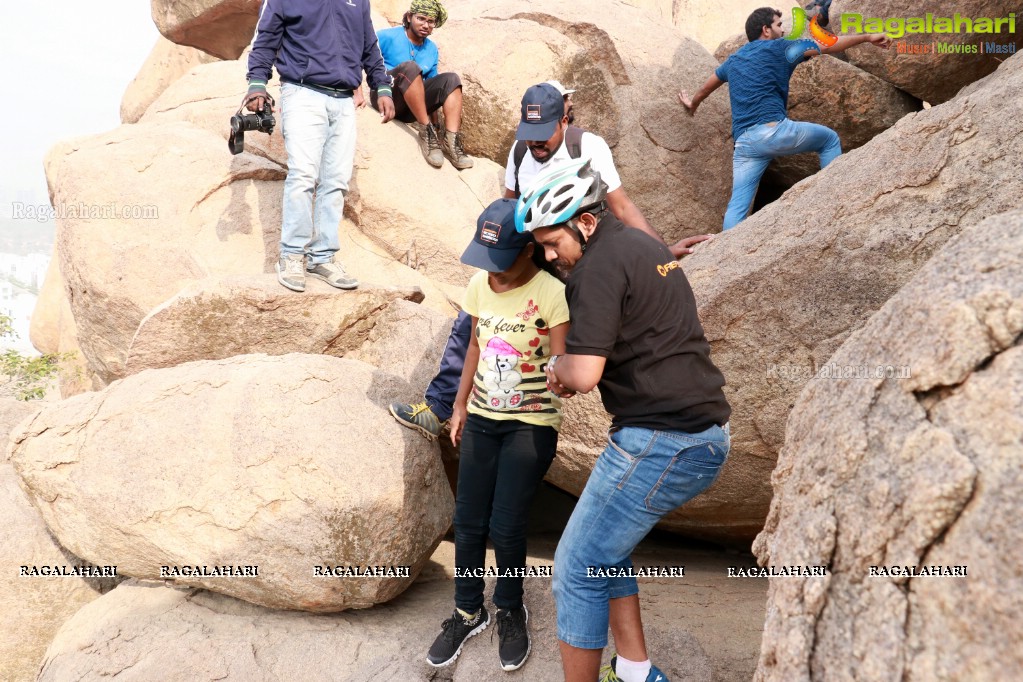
[644,440,727,514]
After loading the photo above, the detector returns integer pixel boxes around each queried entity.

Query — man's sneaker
[426,607,490,667]
[497,605,530,671]
[388,401,442,440]
[276,254,306,292]
[306,259,358,290]
[418,123,444,168]
[599,655,670,682]
[443,130,474,170]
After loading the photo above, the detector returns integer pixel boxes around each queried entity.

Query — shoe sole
[275,264,305,292]
[306,270,358,290]
[425,616,489,668]
[388,404,440,441]
[499,605,530,672]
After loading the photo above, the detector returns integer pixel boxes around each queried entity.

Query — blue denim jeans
[424,311,472,422]
[552,423,729,648]
[279,82,357,265]
[723,118,841,230]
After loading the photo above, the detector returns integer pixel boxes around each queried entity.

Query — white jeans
[279,82,356,265]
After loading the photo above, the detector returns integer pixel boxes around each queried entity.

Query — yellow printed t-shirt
[463,269,570,431]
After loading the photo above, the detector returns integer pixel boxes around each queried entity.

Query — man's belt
[286,80,354,98]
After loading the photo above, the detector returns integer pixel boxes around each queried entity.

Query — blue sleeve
[247,0,284,84]
[362,6,392,92]
[714,59,729,82]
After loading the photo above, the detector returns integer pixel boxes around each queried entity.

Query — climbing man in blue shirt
[368,0,473,169]
[678,7,891,230]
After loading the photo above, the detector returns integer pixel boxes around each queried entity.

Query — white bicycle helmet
[514,158,608,234]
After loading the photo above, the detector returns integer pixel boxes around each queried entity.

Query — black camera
[229,95,276,155]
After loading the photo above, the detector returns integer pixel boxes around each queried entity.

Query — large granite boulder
[151,0,261,60]
[141,55,504,290]
[124,275,424,376]
[121,35,219,124]
[672,51,1023,542]
[0,399,112,682]
[434,0,734,242]
[714,39,922,186]
[835,0,1023,104]
[10,354,454,612]
[36,538,753,681]
[752,208,1023,681]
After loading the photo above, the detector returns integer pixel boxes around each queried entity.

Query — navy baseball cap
[461,198,533,272]
[515,83,565,142]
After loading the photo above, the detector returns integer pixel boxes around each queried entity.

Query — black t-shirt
[565,216,731,432]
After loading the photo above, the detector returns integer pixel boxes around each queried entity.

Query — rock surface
[714,40,921,186]
[436,0,734,241]
[10,354,453,612]
[836,0,1023,104]
[151,0,262,60]
[121,35,219,124]
[0,399,110,682]
[45,122,285,385]
[752,208,1023,681]
[37,537,765,681]
[124,275,424,375]
[674,51,1023,542]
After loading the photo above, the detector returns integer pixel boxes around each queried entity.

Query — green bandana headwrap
[409,0,448,28]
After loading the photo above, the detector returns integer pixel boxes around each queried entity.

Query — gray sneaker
[276,254,306,292]
[419,123,444,168]
[443,130,474,170]
[307,259,359,290]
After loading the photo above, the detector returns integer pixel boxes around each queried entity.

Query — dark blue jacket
[247,0,391,91]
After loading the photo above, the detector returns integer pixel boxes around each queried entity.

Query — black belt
[286,80,354,98]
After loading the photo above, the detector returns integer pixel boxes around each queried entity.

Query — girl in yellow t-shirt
[425,198,569,672]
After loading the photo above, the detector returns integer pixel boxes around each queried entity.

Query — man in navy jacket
[245,0,395,292]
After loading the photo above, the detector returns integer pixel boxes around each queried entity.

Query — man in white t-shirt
[503,82,667,248]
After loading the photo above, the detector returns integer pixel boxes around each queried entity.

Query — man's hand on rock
[377,95,395,123]
[670,234,713,259]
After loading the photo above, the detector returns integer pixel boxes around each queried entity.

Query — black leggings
[453,413,558,611]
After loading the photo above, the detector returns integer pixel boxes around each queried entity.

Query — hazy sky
[2,2,158,218]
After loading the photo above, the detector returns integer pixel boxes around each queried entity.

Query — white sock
[615,655,652,682]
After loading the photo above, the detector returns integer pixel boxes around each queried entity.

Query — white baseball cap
[543,79,576,96]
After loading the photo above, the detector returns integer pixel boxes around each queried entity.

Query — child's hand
[450,404,467,447]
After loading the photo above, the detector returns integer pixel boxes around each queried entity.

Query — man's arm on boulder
[607,187,661,243]
[678,74,724,116]
[818,33,892,56]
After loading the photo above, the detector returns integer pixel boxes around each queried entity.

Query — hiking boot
[427,607,490,667]
[497,605,530,671]
[389,401,442,440]
[276,254,306,292]
[418,123,444,168]
[599,655,671,682]
[443,130,474,170]
[306,259,358,290]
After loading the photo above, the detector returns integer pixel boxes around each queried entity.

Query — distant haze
[2,2,159,240]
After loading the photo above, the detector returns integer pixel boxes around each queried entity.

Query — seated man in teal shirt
[366,0,473,169]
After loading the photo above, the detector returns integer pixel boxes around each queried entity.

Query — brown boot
[418,124,444,168]
[443,130,474,170]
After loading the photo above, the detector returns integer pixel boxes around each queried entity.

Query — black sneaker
[426,606,490,667]
[497,605,530,671]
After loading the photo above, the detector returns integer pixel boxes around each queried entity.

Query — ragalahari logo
[783,5,838,63]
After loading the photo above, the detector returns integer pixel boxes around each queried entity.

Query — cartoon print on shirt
[481,337,524,409]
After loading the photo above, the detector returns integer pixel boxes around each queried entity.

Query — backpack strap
[513,140,528,196]
[565,125,584,159]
